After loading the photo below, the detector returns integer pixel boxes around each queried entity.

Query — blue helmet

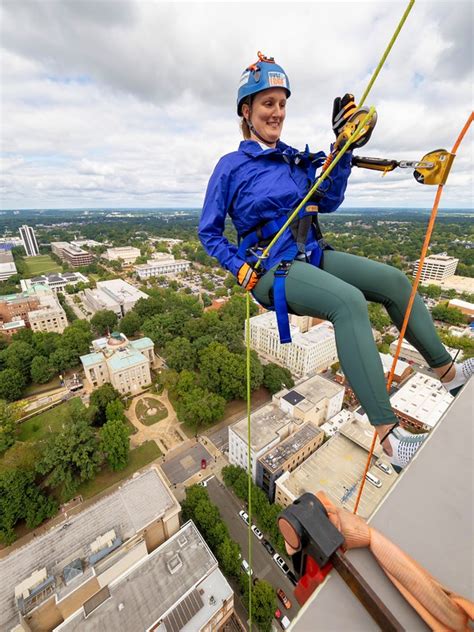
[237,52,291,115]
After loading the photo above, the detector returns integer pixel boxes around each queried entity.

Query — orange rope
[353,111,474,515]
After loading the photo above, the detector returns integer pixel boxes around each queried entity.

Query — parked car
[273,553,290,575]
[280,615,291,630]
[277,588,292,610]
[366,471,382,488]
[251,525,263,540]
[241,559,253,576]
[262,539,275,556]
[239,510,250,525]
[275,609,282,621]
[287,570,298,586]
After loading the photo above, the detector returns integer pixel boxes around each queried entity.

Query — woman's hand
[237,263,260,290]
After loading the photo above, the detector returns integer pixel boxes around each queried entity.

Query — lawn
[23,376,62,397]
[135,397,168,426]
[76,441,162,499]
[23,254,62,276]
[17,400,72,442]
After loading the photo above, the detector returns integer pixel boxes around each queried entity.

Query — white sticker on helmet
[268,72,287,88]
[239,71,250,88]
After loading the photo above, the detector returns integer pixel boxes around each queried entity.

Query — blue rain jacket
[198,139,352,277]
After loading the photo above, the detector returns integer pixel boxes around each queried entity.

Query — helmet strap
[246,115,278,147]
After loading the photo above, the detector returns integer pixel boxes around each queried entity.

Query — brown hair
[239,96,252,139]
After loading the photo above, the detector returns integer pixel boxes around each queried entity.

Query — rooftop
[276,420,393,519]
[231,404,293,452]
[292,379,473,631]
[129,337,153,351]
[56,521,232,632]
[0,468,179,631]
[79,352,104,368]
[390,372,453,428]
[96,279,148,303]
[108,347,149,371]
[259,422,323,473]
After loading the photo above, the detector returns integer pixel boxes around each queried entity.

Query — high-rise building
[413,253,458,282]
[50,242,94,267]
[19,225,39,256]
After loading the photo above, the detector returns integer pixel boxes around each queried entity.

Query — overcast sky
[1,0,473,210]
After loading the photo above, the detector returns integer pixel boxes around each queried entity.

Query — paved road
[206,478,300,625]
[208,426,229,453]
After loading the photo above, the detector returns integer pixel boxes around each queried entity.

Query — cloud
[0,0,472,209]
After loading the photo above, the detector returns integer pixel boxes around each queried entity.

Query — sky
[0,0,473,210]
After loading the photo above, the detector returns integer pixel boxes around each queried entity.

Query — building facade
[28,294,68,334]
[413,253,459,282]
[0,286,67,334]
[448,298,474,319]
[134,254,190,279]
[1,468,181,632]
[51,242,94,267]
[0,251,17,281]
[81,333,157,394]
[105,246,141,265]
[247,312,338,376]
[19,225,39,256]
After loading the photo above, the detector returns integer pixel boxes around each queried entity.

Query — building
[54,521,234,632]
[134,254,190,279]
[83,279,148,317]
[0,290,40,325]
[256,422,324,501]
[389,372,454,432]
[320,409,354,437]
[81,333,157,394]
[389,337,462,366]
[229,374,344,481]
[275,419,397,519]
[413,253,458,282]
[273,375,345,425]
[21,272,89,294]
[105,246,141,265]
[28,293,68,334]
[0,468,181,632]
[448,298,474,319]
[248,312,338,376]
[0,319,26,336]
[71,239,103,249]
[51,242,94,267]
[19,225,39,256]
[0,250,17,281]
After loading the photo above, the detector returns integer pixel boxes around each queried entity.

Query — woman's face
[243,87,287,146]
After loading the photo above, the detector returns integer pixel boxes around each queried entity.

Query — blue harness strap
[237,216,288,260]
[273,260,293,343]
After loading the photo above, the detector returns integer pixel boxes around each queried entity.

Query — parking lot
[161,442,214,485]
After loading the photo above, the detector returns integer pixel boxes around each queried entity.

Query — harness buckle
[274,260,293,277]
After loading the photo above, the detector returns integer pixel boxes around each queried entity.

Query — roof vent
[209,595,216,605]
[166,553,183,575]
[118,603,125,612]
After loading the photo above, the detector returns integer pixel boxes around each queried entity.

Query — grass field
[135,397,168,426]
[77,441,162,499]
[17,400,72,442]
[23,254,62,276]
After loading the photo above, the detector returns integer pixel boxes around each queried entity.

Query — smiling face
[241,87,287,147]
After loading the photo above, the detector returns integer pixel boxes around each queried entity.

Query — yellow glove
[237,263,260,291]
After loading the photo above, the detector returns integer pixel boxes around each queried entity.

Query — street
[206,477,301,626]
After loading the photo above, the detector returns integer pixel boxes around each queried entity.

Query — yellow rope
[245,293,253,629]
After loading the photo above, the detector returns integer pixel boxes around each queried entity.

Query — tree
[244,580,277,632]
[37,400,101,499]
[91,310,118,336]
[431,303,466,326]
[0,369,25,402]
[90,383,122,426]
[0,400,17,453]
[262,363,294,394]
[30,355,56,384]
[105,398,125,422]
[176,388,226,431]
[216,537,242,578]
[0,468,58,545]
[164,337,196,372]
[100,417,129,470]
[367,302,390,332]
[119,311,142,337]
[1,341,35,382]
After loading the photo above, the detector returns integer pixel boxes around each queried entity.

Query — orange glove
[237,263,260,290]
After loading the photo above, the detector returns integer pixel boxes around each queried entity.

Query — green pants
[253,251,452,427]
